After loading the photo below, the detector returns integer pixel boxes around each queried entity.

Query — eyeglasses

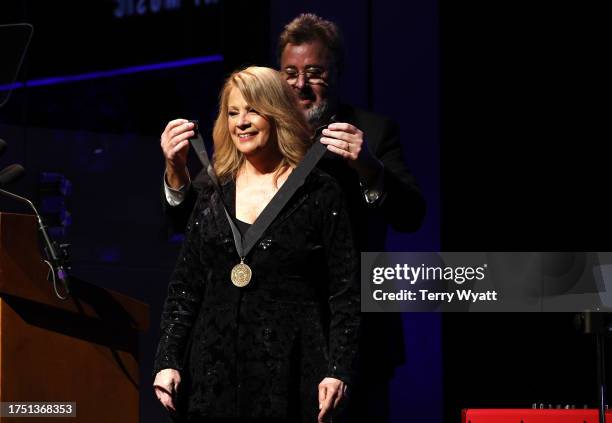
[282,67,327,86]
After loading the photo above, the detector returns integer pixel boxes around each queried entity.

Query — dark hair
[278,13,344,72]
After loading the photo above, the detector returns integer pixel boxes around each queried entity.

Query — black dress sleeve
[319,178,361,386]
[162,169,210,234]
[153,193,207,375]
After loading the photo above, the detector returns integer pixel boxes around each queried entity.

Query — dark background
[0,0,606,422]
[441,1,608,422]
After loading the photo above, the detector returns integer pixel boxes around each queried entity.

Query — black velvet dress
[153,169,360,422]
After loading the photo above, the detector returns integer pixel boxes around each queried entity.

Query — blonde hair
[212,66,313,183]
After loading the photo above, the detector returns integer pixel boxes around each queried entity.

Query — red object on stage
[462,409,612,423]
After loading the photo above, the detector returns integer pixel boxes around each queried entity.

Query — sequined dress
[153,169,360,422]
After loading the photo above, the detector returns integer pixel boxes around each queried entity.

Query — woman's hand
[317,377,346,422]
[161,119,194,189]
[153,368,181,413]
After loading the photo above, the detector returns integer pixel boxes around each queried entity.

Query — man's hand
[317,377,346,422]
[320,122,383,183]
[161,119,194,189]
[153,368,181,413]
[320,122,365,161]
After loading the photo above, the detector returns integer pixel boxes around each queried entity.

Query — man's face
[280,40,336,126]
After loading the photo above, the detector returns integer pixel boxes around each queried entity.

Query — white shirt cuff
[163,171,191,206]
[360,168,385,205]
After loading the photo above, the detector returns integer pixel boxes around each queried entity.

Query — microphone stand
[575,311,610,423]
[0,187,70,299]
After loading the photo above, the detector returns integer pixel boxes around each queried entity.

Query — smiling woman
[212,67,311,184]
[153,66,361,422]
[227,88,273,157]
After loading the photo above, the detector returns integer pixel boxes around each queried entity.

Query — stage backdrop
[1,1,440,422]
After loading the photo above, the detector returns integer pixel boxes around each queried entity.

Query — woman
[153,67,360,422]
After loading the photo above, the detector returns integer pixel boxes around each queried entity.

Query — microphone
[0,166,70,298]
[0,139,7,157]
[0,163,25,187]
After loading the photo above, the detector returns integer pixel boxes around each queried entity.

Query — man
[162,14,424,249]
[160,13,425,422]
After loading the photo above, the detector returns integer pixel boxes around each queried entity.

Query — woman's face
[227,87,273,158]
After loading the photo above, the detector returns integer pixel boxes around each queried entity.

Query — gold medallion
[231,259,252,287]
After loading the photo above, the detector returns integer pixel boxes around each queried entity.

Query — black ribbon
[188,121,328,260]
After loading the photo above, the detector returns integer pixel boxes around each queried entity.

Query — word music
[113,0,218,19]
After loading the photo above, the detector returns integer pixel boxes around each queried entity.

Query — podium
[0,213,149,422]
